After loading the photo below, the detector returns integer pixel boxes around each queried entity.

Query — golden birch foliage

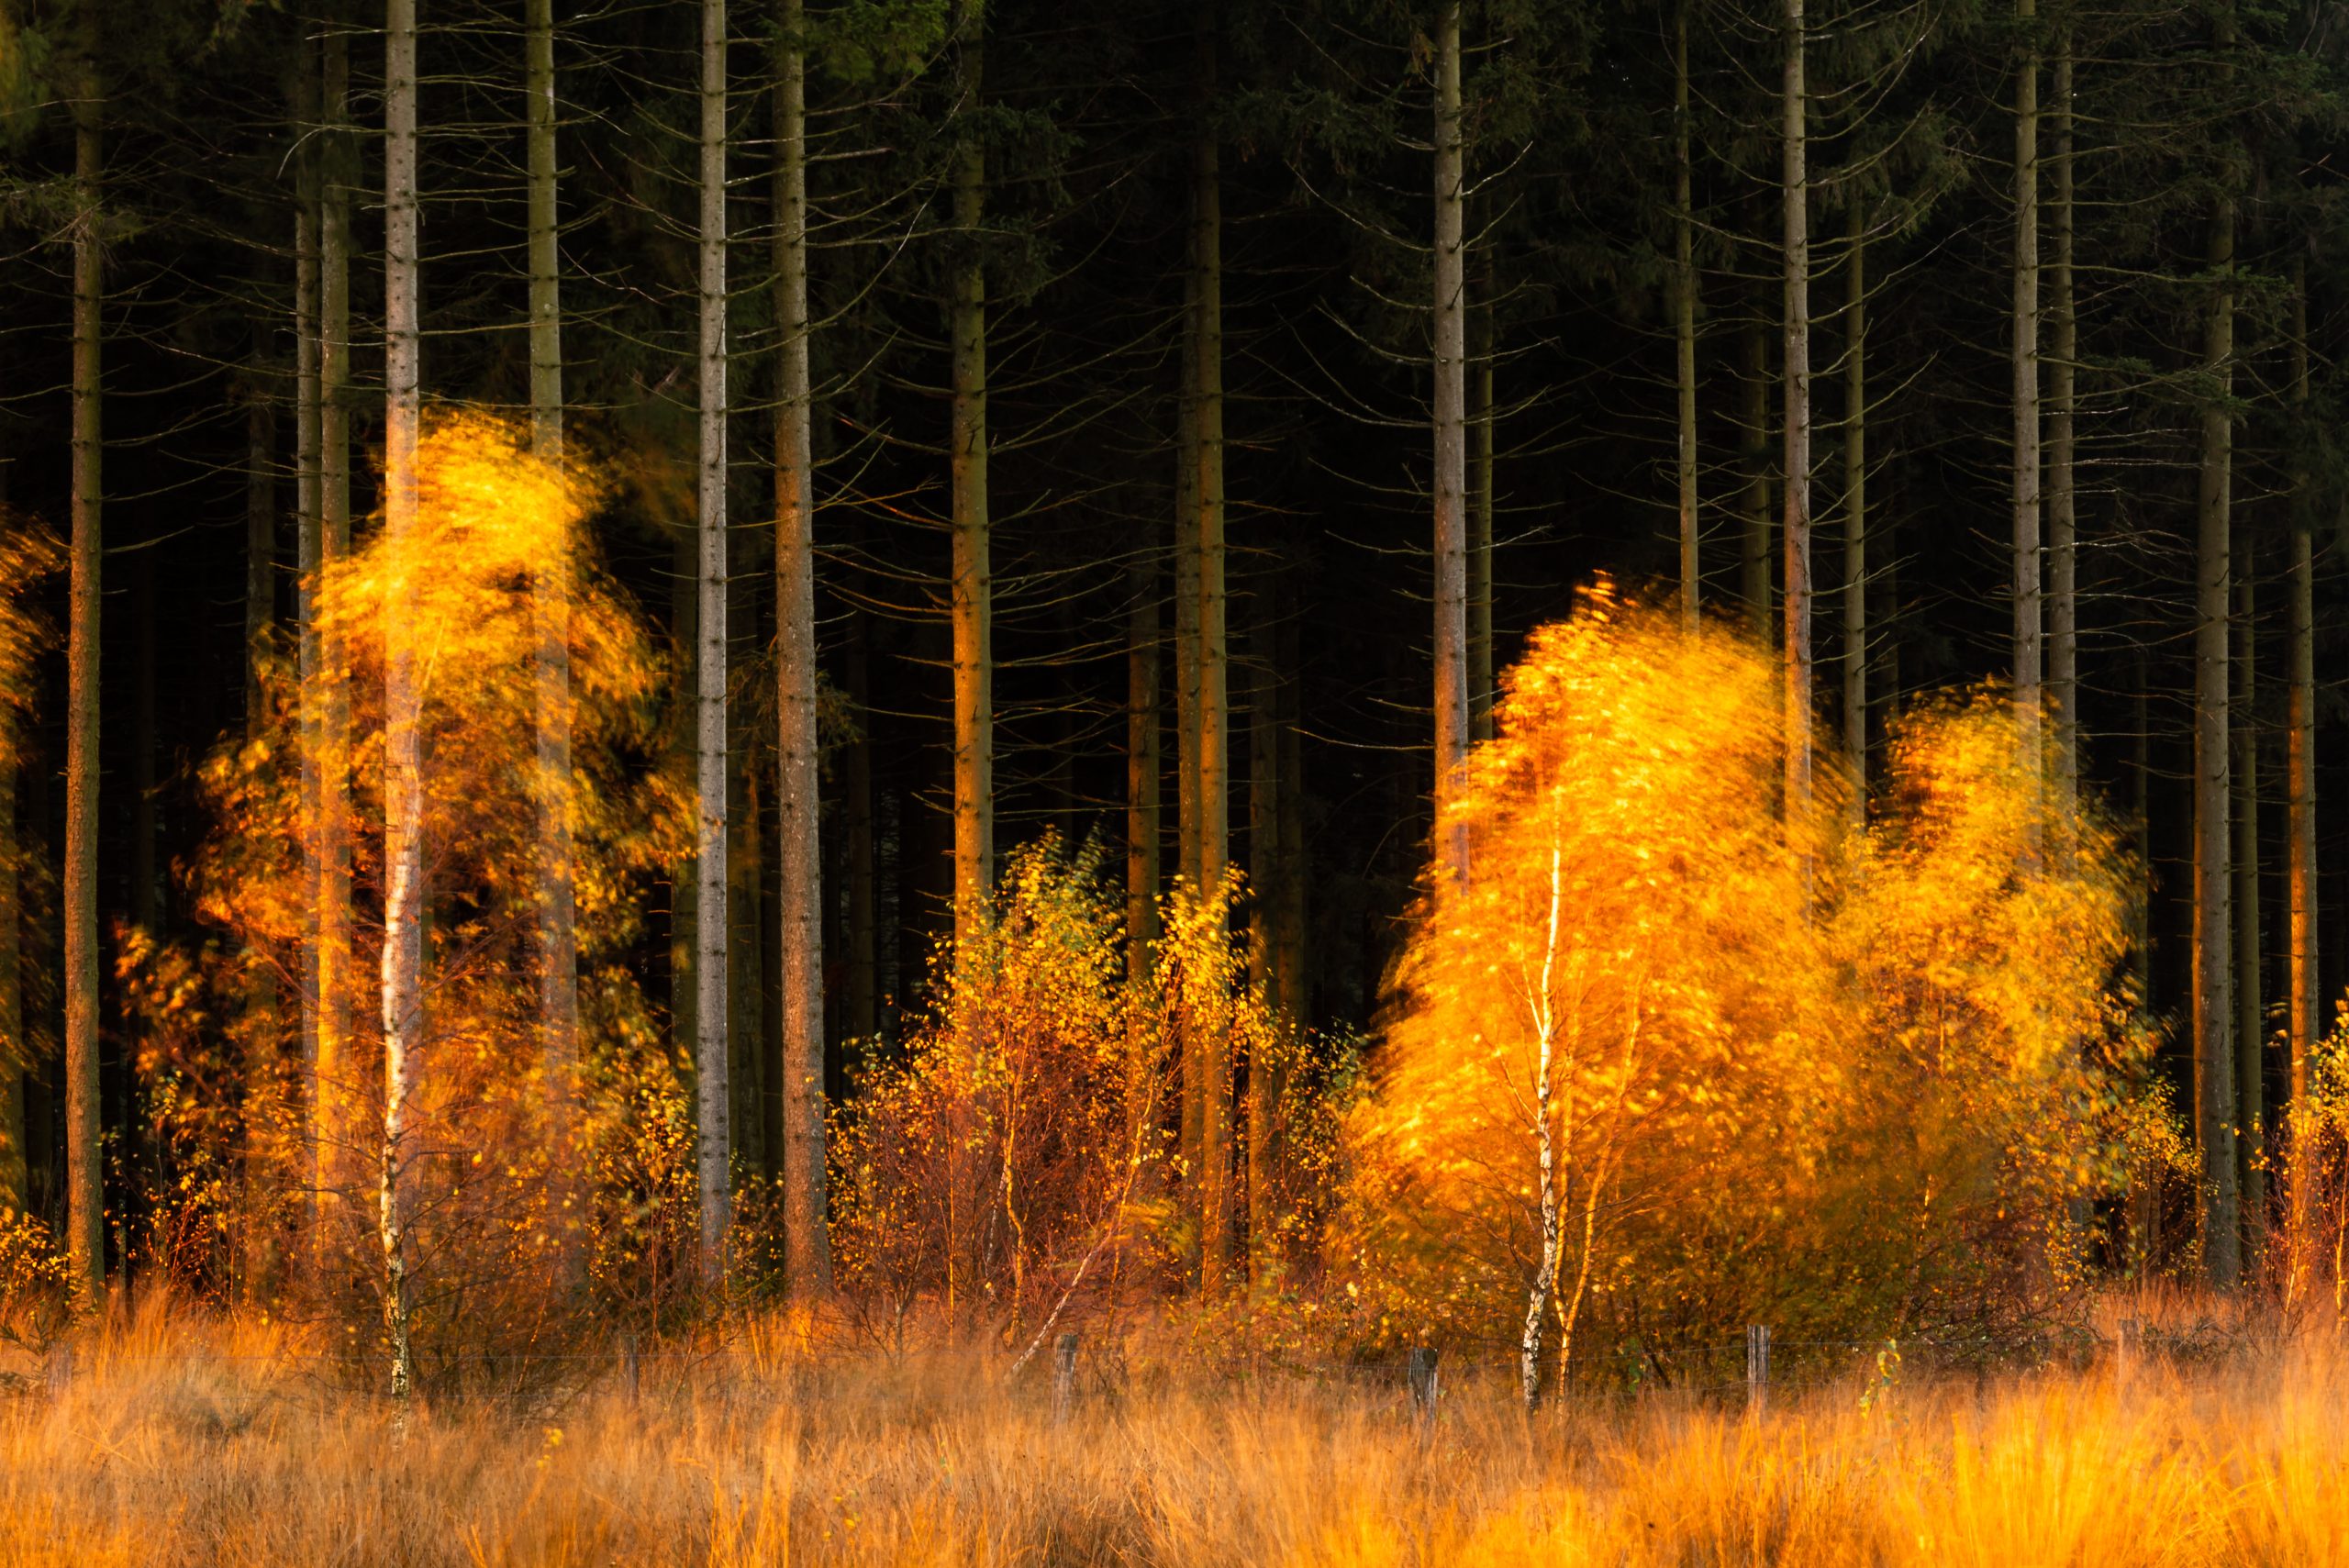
[1343,588,2149,1358]
[162,413,693,1330]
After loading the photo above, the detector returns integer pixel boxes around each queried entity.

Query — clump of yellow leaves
[1341,584,2153,1372]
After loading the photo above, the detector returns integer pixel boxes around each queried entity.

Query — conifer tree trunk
[2047,37,2078,807]
[1741,318,1770,637]
[1174,306,1200,903]
[1469,321,1495,742]
[63,0,104,1302]
[949,3,992,971]
[2012,0,2042,750]
[525,0,580,1169]
[1780,0,1811,812]
[1431,0,1469,882]
[1842,210,1865,801]
[1675,7,1698,630]
[1127,549,1160,988]
[2288,262,2318,1234]
[1191,3,1232,1291]
[315,7,355,1251]
[294,41,322,1122]
[2233,573,2262,1256]
[2193,190,2241,1288]
[771,0,829,1295]
[1247,593,1281,1281]
[0,755,22,1214]
[695,0,734,1274]
[379,0,424,1398]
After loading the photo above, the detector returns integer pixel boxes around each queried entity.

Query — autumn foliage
[1340,588,2152,1383]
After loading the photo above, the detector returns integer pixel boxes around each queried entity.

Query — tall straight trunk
[1780,0,1811,814]
[695,0,734,1274]
[2047,37,2078,808]
[379,0,424,1399]
[949,6,991,957]
[524,0,580,1167]
[1842,209,1865,803]
[2193,191,2240,1288]
[2233,573,2262,1255]
[2012,0,2042,751]
[63,0,103,1302]
[1127,547,1161,988]
[315,7,354,1249]
[1469,325,1495,742]
[1192,4,1232,1291]
[1174,299,1200,903]
[771,0,829,1295]
[1740,317,1770,636]
[246,362,274,728]
[727,723,764,1178]
[1275,595,1306,1028]
[0,757,22,1213]
[670,526,699,1070]
[1247,588,1281,1280]
[844,583,877,1042]
[2287,262,2318,1237]
[1675,7,1699,630]
[294,42,322,1130]
[1431,1,1468,884]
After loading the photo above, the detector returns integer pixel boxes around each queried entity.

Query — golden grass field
[4,1296,2344,1566]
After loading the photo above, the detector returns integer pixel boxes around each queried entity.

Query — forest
[0,0,2345,1562]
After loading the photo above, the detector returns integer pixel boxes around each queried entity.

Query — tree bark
[2193,191,2240,1288]
[0,757,22,1214]
[695,0,734,1277]
[294,39,322,1148]
[2013,0,2042,753]
[1431,0,1469,885]
[380,0,424,1399]
[2233,572,2262,1257]
[1127,547,1160,989]
[1675,6,1699,630]
[2047,34,2078,809]
[949,5,992,952]
[1191,6,1233,1290]
[315,5,355,1255]
[1842,207,1865,805]
[1247,586,1280,1280]
[2288,261,2318,1240]
[525,0,581,1189]
[771,0,829,1292]
[64,0,103,1303]
[1780,0,1811,815]
[1469,321,1495,742]
[1740,318,1770,637]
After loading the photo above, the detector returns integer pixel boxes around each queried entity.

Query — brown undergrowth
[2,1292,2344,1566]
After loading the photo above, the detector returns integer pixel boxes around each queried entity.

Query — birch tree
[379,0,424,1397]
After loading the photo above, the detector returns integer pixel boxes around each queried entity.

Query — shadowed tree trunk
[2047,34,2078,808]
[524,0,580,1203]
[2233,573,2261,1258]
[64,0,103,1303]
[2012,0,2042,754]
[1780,0,1812,814]
[2288,261,2318,1245]
[1842,209,1865,807]
[1675,7,1698,630]
[1431,0,1468,884]
[695,0,734,1276]
[2193,188,2240,1289]
[949,4,992,964]
[773,0,829,1297]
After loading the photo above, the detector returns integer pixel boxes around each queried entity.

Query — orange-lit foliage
[1341,588,2151,1370]
[156,414,691,1347]
[831,838,1304,1338]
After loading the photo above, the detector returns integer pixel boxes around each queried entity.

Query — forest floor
[1,1294,2342,1566]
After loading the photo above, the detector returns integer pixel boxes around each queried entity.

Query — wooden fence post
[1745,1325,1770,1416]
[1408,1346,1440,1440]
[1052,1331,1079,1426]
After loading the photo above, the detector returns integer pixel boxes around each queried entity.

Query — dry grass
[4,1299,2346,1566]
